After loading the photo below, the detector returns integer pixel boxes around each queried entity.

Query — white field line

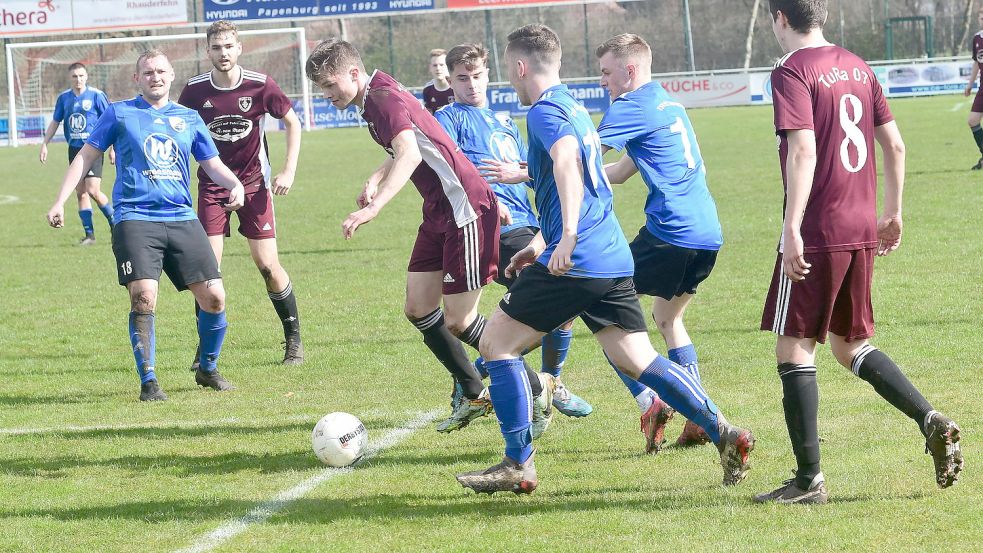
[950,101,966,112]
[173,409,440,553]
[0,408,398,436]
[0,415,315,436]
[0,195,19,205]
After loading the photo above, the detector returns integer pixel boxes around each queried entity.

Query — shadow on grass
[0,483,934,524]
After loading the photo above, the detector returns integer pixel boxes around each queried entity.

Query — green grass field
[1,94,980,552]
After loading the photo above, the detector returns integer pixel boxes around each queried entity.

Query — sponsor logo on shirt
[207,115,253,142]
[238,96,253,112]
[144,134,178,167]
[203,99,214,109]
[68,113,86,135]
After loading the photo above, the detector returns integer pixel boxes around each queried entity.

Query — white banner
[656,74,750,108]
[0,0,188,37]
[750,60,976,104]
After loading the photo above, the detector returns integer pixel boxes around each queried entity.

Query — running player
[964,8,983,169]
[422,49,454,114]
[434,42,593,423]
[456,25,754,495]
[757,0,963,504]
[179,20,305,366]
[40,63,114,245]
[595,34,721,452]
[46,49,244,401]
[305,39,558,434]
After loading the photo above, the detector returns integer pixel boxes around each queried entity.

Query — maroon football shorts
[407,204,500,295]
[199,182,276,240]
[761,247,875,344]
[973,88,983,113]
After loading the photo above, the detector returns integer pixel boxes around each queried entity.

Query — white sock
[635,389,658,413]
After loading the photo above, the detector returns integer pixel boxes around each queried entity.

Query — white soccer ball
[311,412,368,467]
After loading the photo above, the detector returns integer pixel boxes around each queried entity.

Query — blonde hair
[135,48,169,72]
[595,33,652,67]
[429,48,447,58]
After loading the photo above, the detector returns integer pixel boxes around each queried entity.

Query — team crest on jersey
[143,133,179,169]
[81,99,93,111]
[494,112,513,129]
[238,96,253,112]
[168,117,187,133]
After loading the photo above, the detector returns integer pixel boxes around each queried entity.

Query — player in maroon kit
[179,20,305,366]
[963,8,983,169]
[422,49,454,114]
[304,38,557,433]
[756,0,963,505]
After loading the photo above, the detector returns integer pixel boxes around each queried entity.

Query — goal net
[4,27,311,147]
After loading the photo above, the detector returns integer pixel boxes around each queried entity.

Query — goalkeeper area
[0,95,980,551]
[4,27,312,146]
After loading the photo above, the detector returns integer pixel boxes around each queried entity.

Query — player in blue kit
[46,49,246,402]
[40,63,114,245]
[596,34,723,452]
[456,25,754,495]
[434,43,592,425]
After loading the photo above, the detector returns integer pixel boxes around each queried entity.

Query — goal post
[5,27,312,147]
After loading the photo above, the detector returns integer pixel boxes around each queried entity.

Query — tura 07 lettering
[818,66,870,89]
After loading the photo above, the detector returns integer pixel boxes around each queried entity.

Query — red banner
[448,0,591,7]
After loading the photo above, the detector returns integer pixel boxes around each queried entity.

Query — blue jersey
[52,87,110,148]
[87,96,219,225]
[525,85,633,278]
[597,81,722,250]
[434,102,538,234]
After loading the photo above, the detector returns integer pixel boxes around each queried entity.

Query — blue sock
[668,343,701,384]
[98,202,114,223]
[129,312,156,384]
[636,355,721,444]
[79,208,94,236]
[486,358,533,463]
[541,328,572,377]
[473,356,489,379]
[197,310,228,373]
[606,352,650,399]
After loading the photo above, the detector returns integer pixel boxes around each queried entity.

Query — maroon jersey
[178,69,293,195]
[973,32,983,73]
[422,80,454,114]
[772,45,893,253]
[361,70,494,231]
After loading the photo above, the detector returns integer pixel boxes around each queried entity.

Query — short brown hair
[429,48,447,58]
[68,62,87,73]
[506,24,561,70]
[305,38,364,83]
[446,43,489,73]
[135,49,168,73]
[206,20,239,43]
[768,0,827,33]
[595,33,652,66]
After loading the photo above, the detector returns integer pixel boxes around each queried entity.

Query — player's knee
[130,291,156,313]
[444,317,468,337]
[199,280,226,313]
[257,263,275,283]
[830,342,860,369]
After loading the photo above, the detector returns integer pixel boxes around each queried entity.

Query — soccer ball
[311,412,368,467]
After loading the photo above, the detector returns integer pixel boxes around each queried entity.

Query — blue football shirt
[52,87,110,148]
[434,102,538,234]
[525,85,633,278]
[87,96,219,225]
[597,81,722,250]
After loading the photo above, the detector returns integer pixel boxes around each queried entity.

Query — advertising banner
[751,60,975,104]
[202,0,432,22]
[0,0,188,37]
[657,73,750,107]
[448,0,618,7]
